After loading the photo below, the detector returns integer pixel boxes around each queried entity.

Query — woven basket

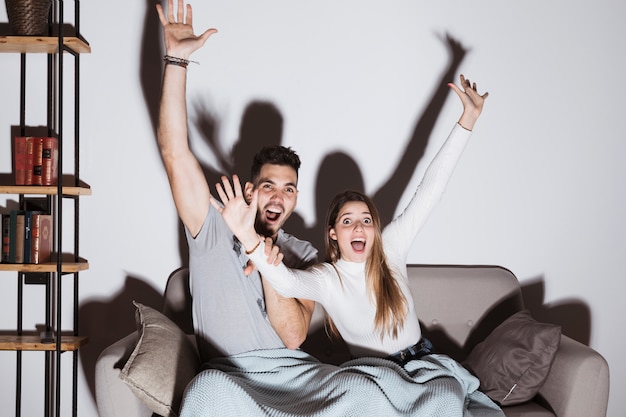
[5,0,52,36]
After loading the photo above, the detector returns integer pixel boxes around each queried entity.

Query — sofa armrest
[95,332,154,417]
[538,335,609,417]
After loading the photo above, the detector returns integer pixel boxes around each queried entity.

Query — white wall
[1,0,624,416]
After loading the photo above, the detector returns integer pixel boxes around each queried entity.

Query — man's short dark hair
[250,145,301,184]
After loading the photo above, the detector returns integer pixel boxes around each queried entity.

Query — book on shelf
[0,209,52,264]
[1,214,10,263]
[23,211,34,264]
[14,136,27,185]
[8,211,18,263]
[41,137,58,186]
[32,137,43,186]
[12,136,58,186]
[31,213,52,264]
[14,212,25,263]
[25,137,35,185]
[13,136,35,185]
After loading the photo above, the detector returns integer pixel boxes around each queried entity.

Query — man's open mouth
[264,207,283,222]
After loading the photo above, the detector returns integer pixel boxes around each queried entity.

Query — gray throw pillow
[463,310,561,406]
[120,302,200,417]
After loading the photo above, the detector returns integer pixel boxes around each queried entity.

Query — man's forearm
[157,63,211,236]
[262,277,314,349]
[158,65,189,158]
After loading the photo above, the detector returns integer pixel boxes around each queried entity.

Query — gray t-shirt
[186,205,318,362]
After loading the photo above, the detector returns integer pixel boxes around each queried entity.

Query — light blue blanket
[180,348,504,417]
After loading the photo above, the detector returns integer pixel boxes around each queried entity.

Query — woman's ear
[329,227,338,241]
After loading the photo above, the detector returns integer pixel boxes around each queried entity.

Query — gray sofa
[95,265,609,417]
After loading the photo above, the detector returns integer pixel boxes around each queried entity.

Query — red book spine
[25,137,34,185]
[42,137,59,186]
[14,136,27,185]
[31,214,53,264]
[32,137,44,186]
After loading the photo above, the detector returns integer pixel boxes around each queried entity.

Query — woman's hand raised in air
[449,74,489,131]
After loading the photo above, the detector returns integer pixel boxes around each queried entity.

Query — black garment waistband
[387,338,434,366]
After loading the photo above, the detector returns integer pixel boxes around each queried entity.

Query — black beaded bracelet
[163,55,199,68]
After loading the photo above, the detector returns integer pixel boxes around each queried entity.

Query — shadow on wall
[77,0,469,402]
[521,275,591,345]
[76,0,589,408]
[78,275,163,401]
[285,33,468,251]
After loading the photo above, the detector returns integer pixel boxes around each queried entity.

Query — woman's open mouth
[351,239,366,252]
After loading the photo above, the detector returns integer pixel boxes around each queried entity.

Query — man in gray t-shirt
[185,156,318,362]
[156,2,317,363]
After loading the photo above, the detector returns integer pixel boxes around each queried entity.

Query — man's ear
[244,181,254,200]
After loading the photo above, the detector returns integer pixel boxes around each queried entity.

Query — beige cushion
[120,302,200,417]
[463,310,561,406]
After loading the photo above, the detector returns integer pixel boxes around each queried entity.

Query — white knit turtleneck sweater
[249,123,471,358]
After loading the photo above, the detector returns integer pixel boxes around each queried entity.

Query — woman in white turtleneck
[213,74,488,362]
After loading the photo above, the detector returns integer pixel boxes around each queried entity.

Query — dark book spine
[8,211,18,263]
[23,211,33,264]
[1,215,10,263]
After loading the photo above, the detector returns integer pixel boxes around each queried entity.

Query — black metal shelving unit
[0,1,91,416]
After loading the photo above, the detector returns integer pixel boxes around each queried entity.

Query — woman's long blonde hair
[324,190,407,340]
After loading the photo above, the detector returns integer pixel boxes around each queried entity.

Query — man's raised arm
[156,0,217,237]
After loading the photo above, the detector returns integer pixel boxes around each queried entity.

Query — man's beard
[254,217,276,239]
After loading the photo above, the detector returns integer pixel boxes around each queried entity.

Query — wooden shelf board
[0,36,91,54]
[0,179,92,196]
[0,335,88,351]
[0,258,89,273]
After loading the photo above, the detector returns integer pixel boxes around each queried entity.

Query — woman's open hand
[449,74,489,131]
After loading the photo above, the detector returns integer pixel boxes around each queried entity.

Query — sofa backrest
[408,264,524,361]
[162,267,194,334]
[161,264,525,363]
